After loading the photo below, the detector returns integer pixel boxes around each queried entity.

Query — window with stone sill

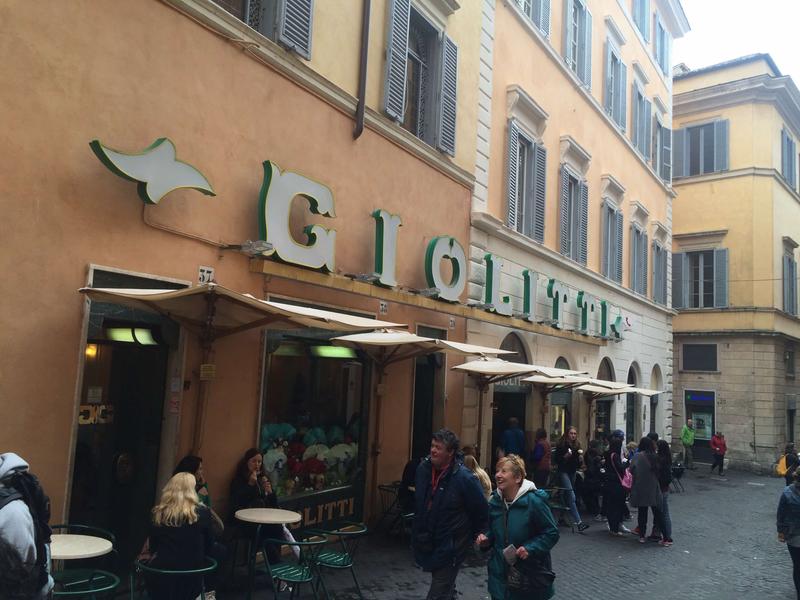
[513,0,551,36]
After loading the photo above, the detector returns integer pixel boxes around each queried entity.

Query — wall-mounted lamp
[105,327,159,345]
[85,343,98,359]
[221,239,273,257]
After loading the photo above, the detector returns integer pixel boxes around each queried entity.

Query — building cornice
[503,0,677,198]
[674,74,800,139]
[673,167,800,204]
[162,0,474,189]
[471,210,675,316]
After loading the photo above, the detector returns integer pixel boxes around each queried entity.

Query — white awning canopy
[79,283,404,339]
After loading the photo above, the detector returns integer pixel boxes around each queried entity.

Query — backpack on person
[0,471,52,589]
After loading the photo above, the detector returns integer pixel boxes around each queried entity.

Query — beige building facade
[671,54,800,470]
[463,0,689,461]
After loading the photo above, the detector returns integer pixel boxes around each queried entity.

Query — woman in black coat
[147,473,219,600]
[229,448,283,564]
[603,437,628,536]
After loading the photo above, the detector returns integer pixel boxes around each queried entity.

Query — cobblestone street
[232,469,796,599]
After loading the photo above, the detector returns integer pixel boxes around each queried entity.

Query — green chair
[51,523,120,598]
[130,556,218,599]
[252,533,328,600]
[307,522,368,600]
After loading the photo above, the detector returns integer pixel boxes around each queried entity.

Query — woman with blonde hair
[477,454,559,600]
[464,454,492,499]
[146,472,219,600]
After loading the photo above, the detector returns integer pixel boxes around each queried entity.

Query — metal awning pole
[191,291,218,453]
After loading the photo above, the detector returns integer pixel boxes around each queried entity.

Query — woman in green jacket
[477,454,559,600]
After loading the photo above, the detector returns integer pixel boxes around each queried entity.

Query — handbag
[612,453,633,491]
[502,506,556,591]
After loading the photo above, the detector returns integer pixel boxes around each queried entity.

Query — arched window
[500,333,528,364]
[626,364,639,441]
[594,358,615,441]
[649,365,663,434]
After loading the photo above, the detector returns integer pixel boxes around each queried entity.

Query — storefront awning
[79,283,404,339]
[452,357,586,384]
[574,384,665,398]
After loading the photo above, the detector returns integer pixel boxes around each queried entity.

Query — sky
[672,0,800,83]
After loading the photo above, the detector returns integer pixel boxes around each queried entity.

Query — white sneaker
[620,525,632,534]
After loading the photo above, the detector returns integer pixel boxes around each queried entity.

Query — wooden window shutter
[601,202,611,277]
[506,120,521,231]
[603,41,613,115]
[644,99,653,161]
[672,252,687,308]
[785,254,793,313]
[580,9,593,87]
[559,166,571,256]
[661,126,672,182]
[563,0,575,70]
[278,0,315,59]
[540,0,551,36]
[437,35,458,156]
[641,231,649,295]
[533,143,547,243]
[673,128,687,178]
[383,0,411,122]
[578,179,589,264]
[615,209,624,283]
[714,119,729,172]
[713,248,729,308]
[630,226,640,292]
[618,62,627,132]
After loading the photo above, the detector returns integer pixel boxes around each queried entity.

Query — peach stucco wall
[0,1,471,519]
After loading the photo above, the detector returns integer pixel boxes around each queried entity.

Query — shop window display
[260,333,365,499]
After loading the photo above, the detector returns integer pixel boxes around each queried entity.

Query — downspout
[353,0,371,139]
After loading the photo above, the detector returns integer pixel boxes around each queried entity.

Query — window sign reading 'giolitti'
[90,140,632,341]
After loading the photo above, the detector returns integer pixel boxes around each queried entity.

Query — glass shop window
[260,330,366,498]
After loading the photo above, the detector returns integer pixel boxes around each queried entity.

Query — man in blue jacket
[413,429,489,600]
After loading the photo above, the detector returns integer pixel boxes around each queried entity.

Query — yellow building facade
[463,0,689,458]
[672,54,800,470]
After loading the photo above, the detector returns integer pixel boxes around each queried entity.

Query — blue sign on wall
[685,390,715,403]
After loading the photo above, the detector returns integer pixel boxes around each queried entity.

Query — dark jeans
[789,544,800,600]
[533,469,550,489]
[711,454,725,474]
[637,506,666,539]
[426,562,462,600]
[605,484,626,533]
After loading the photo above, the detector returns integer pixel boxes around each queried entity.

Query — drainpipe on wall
[353,0,371,139]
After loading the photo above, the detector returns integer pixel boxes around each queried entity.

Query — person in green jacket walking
[681,418,696,470]
[477,454,559,600]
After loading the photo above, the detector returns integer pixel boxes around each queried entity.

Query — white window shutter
[603,41,613,115]
[563,0,575,70]
[653,14,661,68]
[642,0,651,41]
[713,248,729,308]
[506,120,521,231]
[277,0,314,59]
[559,166,570,256]
[540,0,551,36]
[383,0,411,122]
[437,35,458,156]
[714,119,730,172]
[533,144,547,243]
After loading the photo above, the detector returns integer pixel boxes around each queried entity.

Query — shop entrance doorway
[625,367,638,442]
[491,391,527,466]
[411,326,446,462]
[69,269,181,571]
[684,389,715,462]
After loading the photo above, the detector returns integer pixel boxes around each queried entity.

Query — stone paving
[227,469,796,599]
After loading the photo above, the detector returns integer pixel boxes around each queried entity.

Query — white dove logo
[89,138,215,205]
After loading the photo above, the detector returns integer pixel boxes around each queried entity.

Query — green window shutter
[580,9,593,88]
[673,128,686,178]
[601,202,611,277]
[618,62,627,132]
[506,120,521,231]
[559,166,570,256]
[437,35,458,156]
[662,126,672,182]
[603,41,613,115]
[714,119,729,172]
[615,209,624,283]
[277,0,314,59]
[533,143,547,243]
[578,180,589,264]
[563,0,575,70]
[383,0,411,122]
[672,252,686,308]
[713,248,729,308]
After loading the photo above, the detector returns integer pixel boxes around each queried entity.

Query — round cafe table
[235,508,302,525]
[235,508,302,600]
[50,534,113,560]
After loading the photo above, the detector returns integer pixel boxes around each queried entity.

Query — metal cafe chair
[376,482,403,534]
[306,521,368,600]
[129,556,218,599]
[255,534,329,600]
